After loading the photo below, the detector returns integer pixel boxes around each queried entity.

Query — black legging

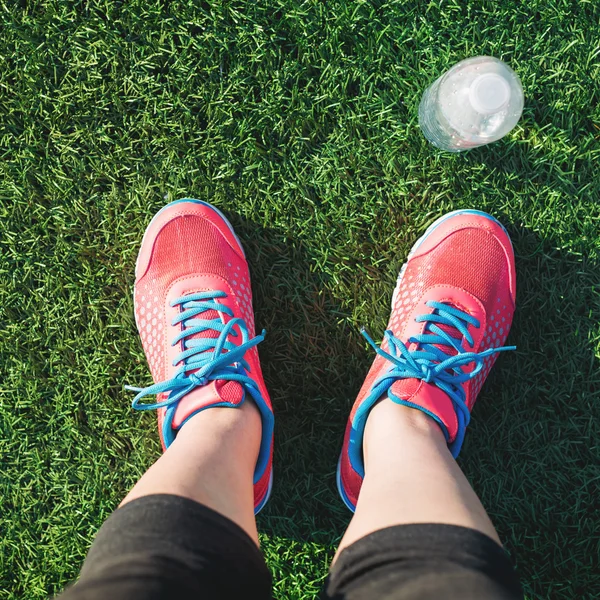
[58,494,523,600]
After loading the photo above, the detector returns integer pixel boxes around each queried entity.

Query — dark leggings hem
[61,495,272,599]
[325,523,523,599]
[58,494,522,600]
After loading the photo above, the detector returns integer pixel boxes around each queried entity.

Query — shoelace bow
[127,291,265,411]
[362,300,515,451]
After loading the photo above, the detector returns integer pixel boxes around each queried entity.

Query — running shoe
[338,210,516,511]
[127,199,274,513]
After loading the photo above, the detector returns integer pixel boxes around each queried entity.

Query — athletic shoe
[127,199,274,513]
[338,210,516,512]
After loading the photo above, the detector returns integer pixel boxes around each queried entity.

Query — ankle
[368,396,445,435]
[174,399,262,466]
[363,398,446,466]
[179,395,261,428]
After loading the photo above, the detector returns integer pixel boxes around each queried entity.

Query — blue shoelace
[362,300,515,454]
[127,291,266,412]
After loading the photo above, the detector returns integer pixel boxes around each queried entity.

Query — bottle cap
[469,73,511,114]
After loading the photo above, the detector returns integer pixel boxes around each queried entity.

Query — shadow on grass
[467,219,600,599]
[228,216,358,548]
[228,211,600,599]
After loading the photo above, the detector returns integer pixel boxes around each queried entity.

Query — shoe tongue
[171,299,246,429]
[390,378,420,398]
[172,379,245,429]
[192,307,221,340]
[393,310,463,436]
[390,378,459,442]
[422,316,461,357]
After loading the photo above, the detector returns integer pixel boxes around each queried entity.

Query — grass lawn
[1,1,599,598]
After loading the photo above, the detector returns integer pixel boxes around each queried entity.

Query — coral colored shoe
[338,210,516,512]
[127,199,274,513]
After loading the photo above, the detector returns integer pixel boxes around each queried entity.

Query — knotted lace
[126,291,265,411]
[362,300,515,454]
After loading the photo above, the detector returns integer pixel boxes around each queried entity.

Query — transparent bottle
[418,56,524,152]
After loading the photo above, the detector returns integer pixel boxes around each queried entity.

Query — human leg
[328,211,522,599]
[59,417,269,600]
[337,400,501,556]
[119,399,262,543]
[57,200,274,599]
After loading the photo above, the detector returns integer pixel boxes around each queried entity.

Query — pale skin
[120,396,502,555]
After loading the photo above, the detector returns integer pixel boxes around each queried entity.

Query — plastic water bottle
[418,56,524,152]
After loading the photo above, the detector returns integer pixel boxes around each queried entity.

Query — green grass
[1,1,599,598]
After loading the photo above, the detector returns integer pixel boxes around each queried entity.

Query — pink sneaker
[338,210,516,511]
[128,199,274,513]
